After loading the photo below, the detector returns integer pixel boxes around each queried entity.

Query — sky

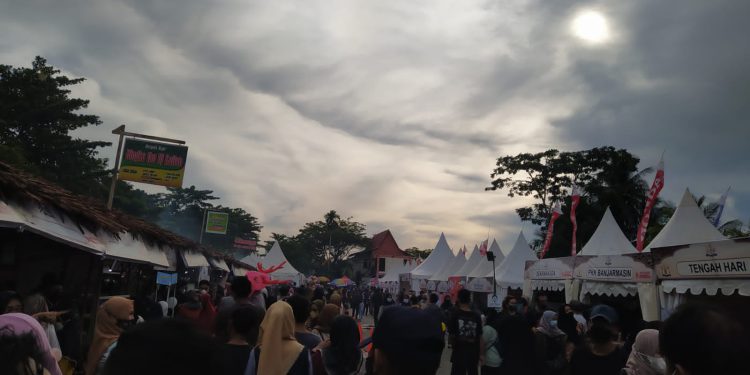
[1,0,749,251]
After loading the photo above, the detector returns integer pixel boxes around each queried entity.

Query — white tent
[580,208,637,255]
[492,232,538,289]
[239,252,261,269]
[258,242,303,282]
[429,247,466,281]
[410,233,454,278]
[646,189,726,251]
[468,239,503,278]
[379,259,416,283]
[455,245,482,277]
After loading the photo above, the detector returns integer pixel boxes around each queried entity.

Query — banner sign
[525,257,576,280]
[574,254,655,282]
[233,237,257,250]
[465,277,494,293]
[652,238,750,279]
[118,139,188,188]
[487,294,502,308]
[205,211,229,234]
[156,272,178,286]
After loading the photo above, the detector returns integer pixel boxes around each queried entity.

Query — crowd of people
[1,276,748,375]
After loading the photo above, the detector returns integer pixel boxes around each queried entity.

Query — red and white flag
[541,202,563,258]
[570,185,581,256]
[479,239,489,256]
[636,158,665,251]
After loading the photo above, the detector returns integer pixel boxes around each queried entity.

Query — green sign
[205,211,229,234]
[118,139,188,188]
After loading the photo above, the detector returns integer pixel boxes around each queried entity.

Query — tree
[296,210,369,275]
[695,194,749,238]
[403,247,432,260]
[487,147,663,257]
[0,57,110,197]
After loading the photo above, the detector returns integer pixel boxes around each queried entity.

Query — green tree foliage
[488,147,671,257]
[295,210,369,275]
[403,247,432,260]
[695,194,749,238]
[0,56,110,197]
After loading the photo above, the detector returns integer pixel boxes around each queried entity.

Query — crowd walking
[2,279,749,375]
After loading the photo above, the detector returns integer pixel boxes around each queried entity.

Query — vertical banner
[711,187,731,227]
[205,211,229,234]
[637,158,665,251]
[570,185,581,256]
[541,203,562,258]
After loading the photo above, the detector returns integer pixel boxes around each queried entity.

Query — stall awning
[233,266,248,277]
[661,279,750,297]
[0,201,25,227]
[581,280,638,297]
[531,279,566,291]
[209,258,230,272]
[19,204,106,254]
[104,233,170,267]
[182,251,210,267]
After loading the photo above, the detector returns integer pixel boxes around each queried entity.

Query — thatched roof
[0,161,253,270]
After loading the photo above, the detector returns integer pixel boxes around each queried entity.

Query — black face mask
[588,322,616,344]
[116,318,136,331]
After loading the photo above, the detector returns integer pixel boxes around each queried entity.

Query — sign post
[107,125,187,210]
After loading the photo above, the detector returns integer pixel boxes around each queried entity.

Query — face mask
[549,320,558,328]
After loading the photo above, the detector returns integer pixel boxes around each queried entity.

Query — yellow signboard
[118,139,188,188]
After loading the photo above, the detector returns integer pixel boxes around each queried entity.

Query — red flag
[541,203,562,258]
[479,239,488,256]
[570,185,581,256]
[637,158,665,251]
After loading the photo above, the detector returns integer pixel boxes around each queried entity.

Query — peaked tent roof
[239,253,261,269]
[468,239,503,278]
[259,242,302,277]
[370,229,411,259]
[455,244,483,276]
[646,189,726,251]
[580,208,637,255]
[429,247,466,281]
[410,233,455,277]
[492,232,538,288]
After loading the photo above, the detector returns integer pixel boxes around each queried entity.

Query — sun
[571,10,610,44]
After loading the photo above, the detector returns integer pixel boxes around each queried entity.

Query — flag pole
[199,208,208,244]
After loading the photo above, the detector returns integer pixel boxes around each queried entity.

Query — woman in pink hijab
[0,312,63,375]
[621,329,666,375]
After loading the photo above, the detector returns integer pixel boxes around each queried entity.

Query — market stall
[428,246,466,292]
[491,232,538,300]
[408,233,454,291]
[572,207,659,322]
[523,256,576,304]
[257,242,304,284]
[465,239,503,293]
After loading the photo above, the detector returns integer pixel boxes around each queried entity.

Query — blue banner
[156,272,178,286]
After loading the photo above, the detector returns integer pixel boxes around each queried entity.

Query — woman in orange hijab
[85,297,134,375]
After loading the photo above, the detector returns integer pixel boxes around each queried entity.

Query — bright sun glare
[571,10,610,44]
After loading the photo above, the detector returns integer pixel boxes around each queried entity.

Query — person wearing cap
[569,304,627,375]
[371,306,444,375]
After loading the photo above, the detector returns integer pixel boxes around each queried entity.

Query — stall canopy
[646,189,726,251]
[410,233,454,278]
[580,208,637,255]
[259,242,303,281]
[468,239,503,278]
[455,245,482,277]
[429,247,466,281]
[239,252,261,270]
[102,232,170,268]
[182,251,210,267]
[380,259,416,283]
[492,232,538,289]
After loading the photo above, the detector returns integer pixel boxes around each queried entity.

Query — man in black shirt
[448,289,484,375]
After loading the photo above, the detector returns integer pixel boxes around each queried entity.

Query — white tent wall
[429,250,465,282]
[469,239,503,278]
[410,233,454,279]
[260,242,303,282]
[492,232,538,289]
[579,208,637,255]
[645,189,726,251]
[455,245,482,277]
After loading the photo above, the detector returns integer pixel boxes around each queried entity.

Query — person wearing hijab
[621,329,665,375]
[85,296,134,375]
[196,292,217,334]
[248,301,312,375]
[23,294,63,362]
[317,315,366,375]
[309,299,325,330]
[0,313,63,375]
[534,310,568,375]
[313,304,341,341]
